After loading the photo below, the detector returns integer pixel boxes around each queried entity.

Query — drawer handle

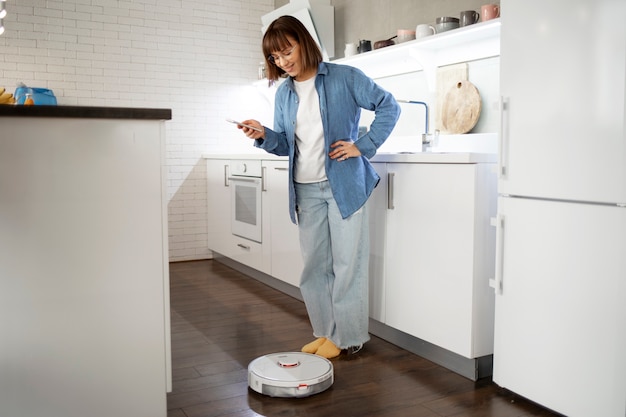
[237,243,250,250]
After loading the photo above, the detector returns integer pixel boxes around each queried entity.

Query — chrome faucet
[397,99,432,151]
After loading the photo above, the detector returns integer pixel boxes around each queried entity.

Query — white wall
[0,0,274,261]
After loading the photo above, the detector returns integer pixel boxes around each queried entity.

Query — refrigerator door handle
[498,96,509,179]
[490,214,505,295]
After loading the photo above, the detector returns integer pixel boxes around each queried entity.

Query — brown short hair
[262,15,323,81]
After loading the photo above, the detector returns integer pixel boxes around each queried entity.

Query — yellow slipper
[301,337,327,354]
[315,339,341,359]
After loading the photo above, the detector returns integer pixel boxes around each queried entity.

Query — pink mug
[481,4,500,21]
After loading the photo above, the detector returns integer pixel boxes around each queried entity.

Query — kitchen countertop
[0,105,172,120]
[202,152,497,164]
[373,152,496,163]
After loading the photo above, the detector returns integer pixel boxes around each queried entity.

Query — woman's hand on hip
[330,140,360,162]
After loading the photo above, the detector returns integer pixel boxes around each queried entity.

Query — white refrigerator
[493,1,626,416]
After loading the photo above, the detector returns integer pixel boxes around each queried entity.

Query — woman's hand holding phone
[226,119,265,139]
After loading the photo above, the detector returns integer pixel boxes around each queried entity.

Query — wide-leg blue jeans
[295,180,370,349]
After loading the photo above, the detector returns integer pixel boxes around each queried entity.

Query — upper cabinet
[333,19,500,87]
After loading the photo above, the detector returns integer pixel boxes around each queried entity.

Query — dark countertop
[0,105,172,120]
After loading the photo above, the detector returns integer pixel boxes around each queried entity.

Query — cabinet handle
[498,96,509,179]
[387,172,395,210]
[224,165,229,187]
[237,243,250,250]
[490,214,505,295]
[262,166,267,191]
[274,167,288,171]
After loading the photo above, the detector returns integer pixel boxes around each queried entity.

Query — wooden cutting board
[441,80,482,134]
[435,64,468,132]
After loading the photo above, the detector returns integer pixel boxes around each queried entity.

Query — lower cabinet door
[384,163,477,358]
[369,162,388,323]
[263,160,303,287]
[206,159,232,256]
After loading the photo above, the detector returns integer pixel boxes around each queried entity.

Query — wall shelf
[332,19,501,86]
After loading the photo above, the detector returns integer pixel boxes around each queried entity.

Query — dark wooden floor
[167,260,560,417]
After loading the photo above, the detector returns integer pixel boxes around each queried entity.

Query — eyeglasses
[268,44,297,65]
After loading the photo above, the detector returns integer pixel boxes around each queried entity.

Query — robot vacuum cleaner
[248,352,334,398]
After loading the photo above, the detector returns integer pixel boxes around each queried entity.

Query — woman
[237,15,400,359]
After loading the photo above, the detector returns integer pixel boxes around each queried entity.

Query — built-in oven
[228,160,264,243]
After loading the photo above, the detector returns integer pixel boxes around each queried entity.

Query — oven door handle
[227,176,260,183]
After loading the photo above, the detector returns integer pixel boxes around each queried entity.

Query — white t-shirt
[293,76,326,183]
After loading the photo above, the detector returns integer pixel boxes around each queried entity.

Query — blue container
[14,87,57,105]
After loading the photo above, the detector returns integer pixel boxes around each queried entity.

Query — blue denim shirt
[255,62,400,224]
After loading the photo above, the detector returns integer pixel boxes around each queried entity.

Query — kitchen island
[0,105,171,417]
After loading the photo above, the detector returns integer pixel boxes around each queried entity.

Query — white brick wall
[0,0,274,261]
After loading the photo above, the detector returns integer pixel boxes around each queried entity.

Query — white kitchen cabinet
[262,160,303,287]
[368,162,388,323]
[206,159,233,256]
[206,158,270,274]
[371,162,496,359]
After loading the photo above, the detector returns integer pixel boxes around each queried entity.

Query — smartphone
[226,118,262,132]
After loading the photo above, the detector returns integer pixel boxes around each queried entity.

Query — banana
[0,87,17,104]
[0,91,15,104]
